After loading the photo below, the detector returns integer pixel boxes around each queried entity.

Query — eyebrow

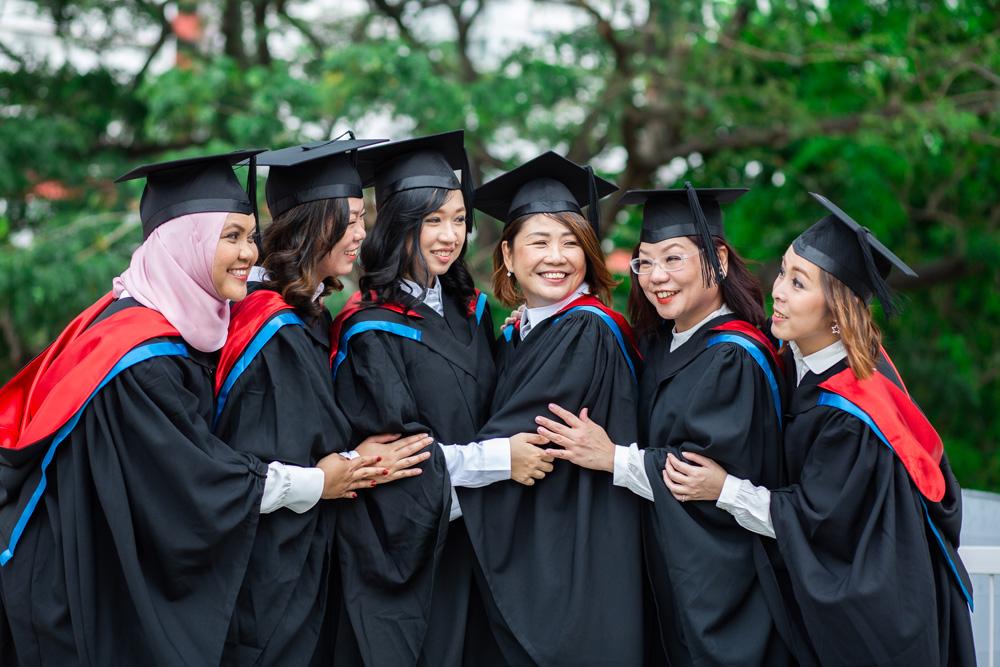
[639,243,686,256]
[222,223,246,233]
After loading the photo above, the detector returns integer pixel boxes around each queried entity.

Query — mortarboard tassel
[248,153,261,249]
[685,181,725,285]
[585,166,600,235]
[856,226,898,317]
[461,149,476,229]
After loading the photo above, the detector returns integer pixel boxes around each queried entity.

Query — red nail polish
[370,480,377,487]
[375,456,382,463]
[382,469,389,475]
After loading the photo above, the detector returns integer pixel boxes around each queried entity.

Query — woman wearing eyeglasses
[537,186,794,666]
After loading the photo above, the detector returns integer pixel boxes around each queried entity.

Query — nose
[648,261,671,283]
[545,242,567,264]
[439,222,458,244]
[356,224,367,241]
[772,274,787,303]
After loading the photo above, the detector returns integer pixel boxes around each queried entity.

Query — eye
[777,265,785,276]
[424,217,441,224]
[792,278,804,289]
[563,240,579,247]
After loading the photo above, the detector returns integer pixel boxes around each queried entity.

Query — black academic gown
[0,298,266,667]
[457,306,644,667]
[213,286,351,666]
[331,289,497,666]
[638,314,794,667]
[765,354,976,667]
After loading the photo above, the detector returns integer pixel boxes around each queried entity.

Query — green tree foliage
[1,0,998,487]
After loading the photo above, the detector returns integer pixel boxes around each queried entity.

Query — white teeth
[655,290,678,298]
[432,250,452,258]
[540,272,567,279]
[229,268,248,276]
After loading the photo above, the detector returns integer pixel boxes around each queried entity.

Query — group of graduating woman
[0,128,976,666]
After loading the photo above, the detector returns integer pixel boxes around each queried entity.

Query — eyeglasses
[630,248,702,275]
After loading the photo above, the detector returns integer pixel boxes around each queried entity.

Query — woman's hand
[535,404,615,473]
[509,432,554,486]
[356,432,434,484]
[315,453,385,499]
[661,451,727,503]
[504,304,525,328]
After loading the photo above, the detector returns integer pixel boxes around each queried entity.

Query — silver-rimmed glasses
[629,248,703,275]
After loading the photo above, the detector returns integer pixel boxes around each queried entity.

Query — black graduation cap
[793,192,917,316]
[357,130,474,211]
[474,151,618,235]
[257,136,387,218]
[116,149,265,239]
[619,184,748,284]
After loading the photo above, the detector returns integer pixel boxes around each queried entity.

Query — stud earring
[831,322,840,336]
[507,271,513,277]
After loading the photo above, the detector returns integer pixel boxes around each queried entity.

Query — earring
[507,271,513,277]
[831,322,840,336]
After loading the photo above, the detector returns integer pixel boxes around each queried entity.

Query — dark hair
[628,236,765,336]
[491,211,617,308]
[260,198,350,319]
[359,187,475,309]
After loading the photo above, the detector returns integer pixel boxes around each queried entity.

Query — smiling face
[317,197,366,282]
[212,212,258,301]
[770,244,839,355]
[501,214,586,308]
[636,236,726,332]
[411,188,466,285]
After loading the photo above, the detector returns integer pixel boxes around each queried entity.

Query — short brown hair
[820,270,882,380]
[491,211,616,308]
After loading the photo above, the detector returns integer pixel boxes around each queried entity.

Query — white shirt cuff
[439,438,512,520]
[612,444,654,502]
[260,461,325,514]
[715,474,776,539]
[339,450,360,460]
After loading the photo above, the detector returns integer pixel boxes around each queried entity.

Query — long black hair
[359,186,476,310]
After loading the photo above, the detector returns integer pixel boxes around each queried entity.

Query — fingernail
[375,456,382,463]
[382,469,389,475]
[370,480,377,487]
[349,492,357,499]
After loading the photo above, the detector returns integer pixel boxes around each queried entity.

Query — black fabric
[619,187,747,243]
[637,315,794,667]
[0,322,266,666]
[458,308,644,667]
[212,294,351,666]
[332,291,497,666]
[115,149,263,238]
[357,131,468,205]
[766,355,976,667]
[259,138,384,218]
[473,151,617,228]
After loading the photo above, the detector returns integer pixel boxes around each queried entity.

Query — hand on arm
[503,304,525,327]
[535,403,616,473]
[355,432,434,484]
[315,452,385,500]
[509,432,554,486]
[661,451,727,502]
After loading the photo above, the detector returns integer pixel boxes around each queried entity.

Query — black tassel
[248,153,261,251]
[685,181,724,285]
[856,226,897,317]
[461,149,476,229]
[585,166,600,236]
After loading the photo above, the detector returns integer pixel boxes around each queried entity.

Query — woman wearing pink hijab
[0,151,383,667]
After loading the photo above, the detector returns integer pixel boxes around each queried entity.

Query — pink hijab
[113,212,231,352]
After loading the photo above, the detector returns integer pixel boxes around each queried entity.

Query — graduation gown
[638,314,793,667]
[0,294,266,667]
[765,352,976,667]
[330,289,497,666]
[457,295,645,667]
[212,286,350,665]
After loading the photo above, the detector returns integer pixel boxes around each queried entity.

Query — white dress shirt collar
[789,339,847,385]
[520,282,590,340]
[400,277,444,317]
[669,304,734,352]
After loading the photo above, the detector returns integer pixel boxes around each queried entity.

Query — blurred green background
[1,0,998,488]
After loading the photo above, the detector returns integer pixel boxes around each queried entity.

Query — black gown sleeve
[331,330,451,666]
[642,343,790,667]
[1,352,266,667]
[769,408,974,666]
